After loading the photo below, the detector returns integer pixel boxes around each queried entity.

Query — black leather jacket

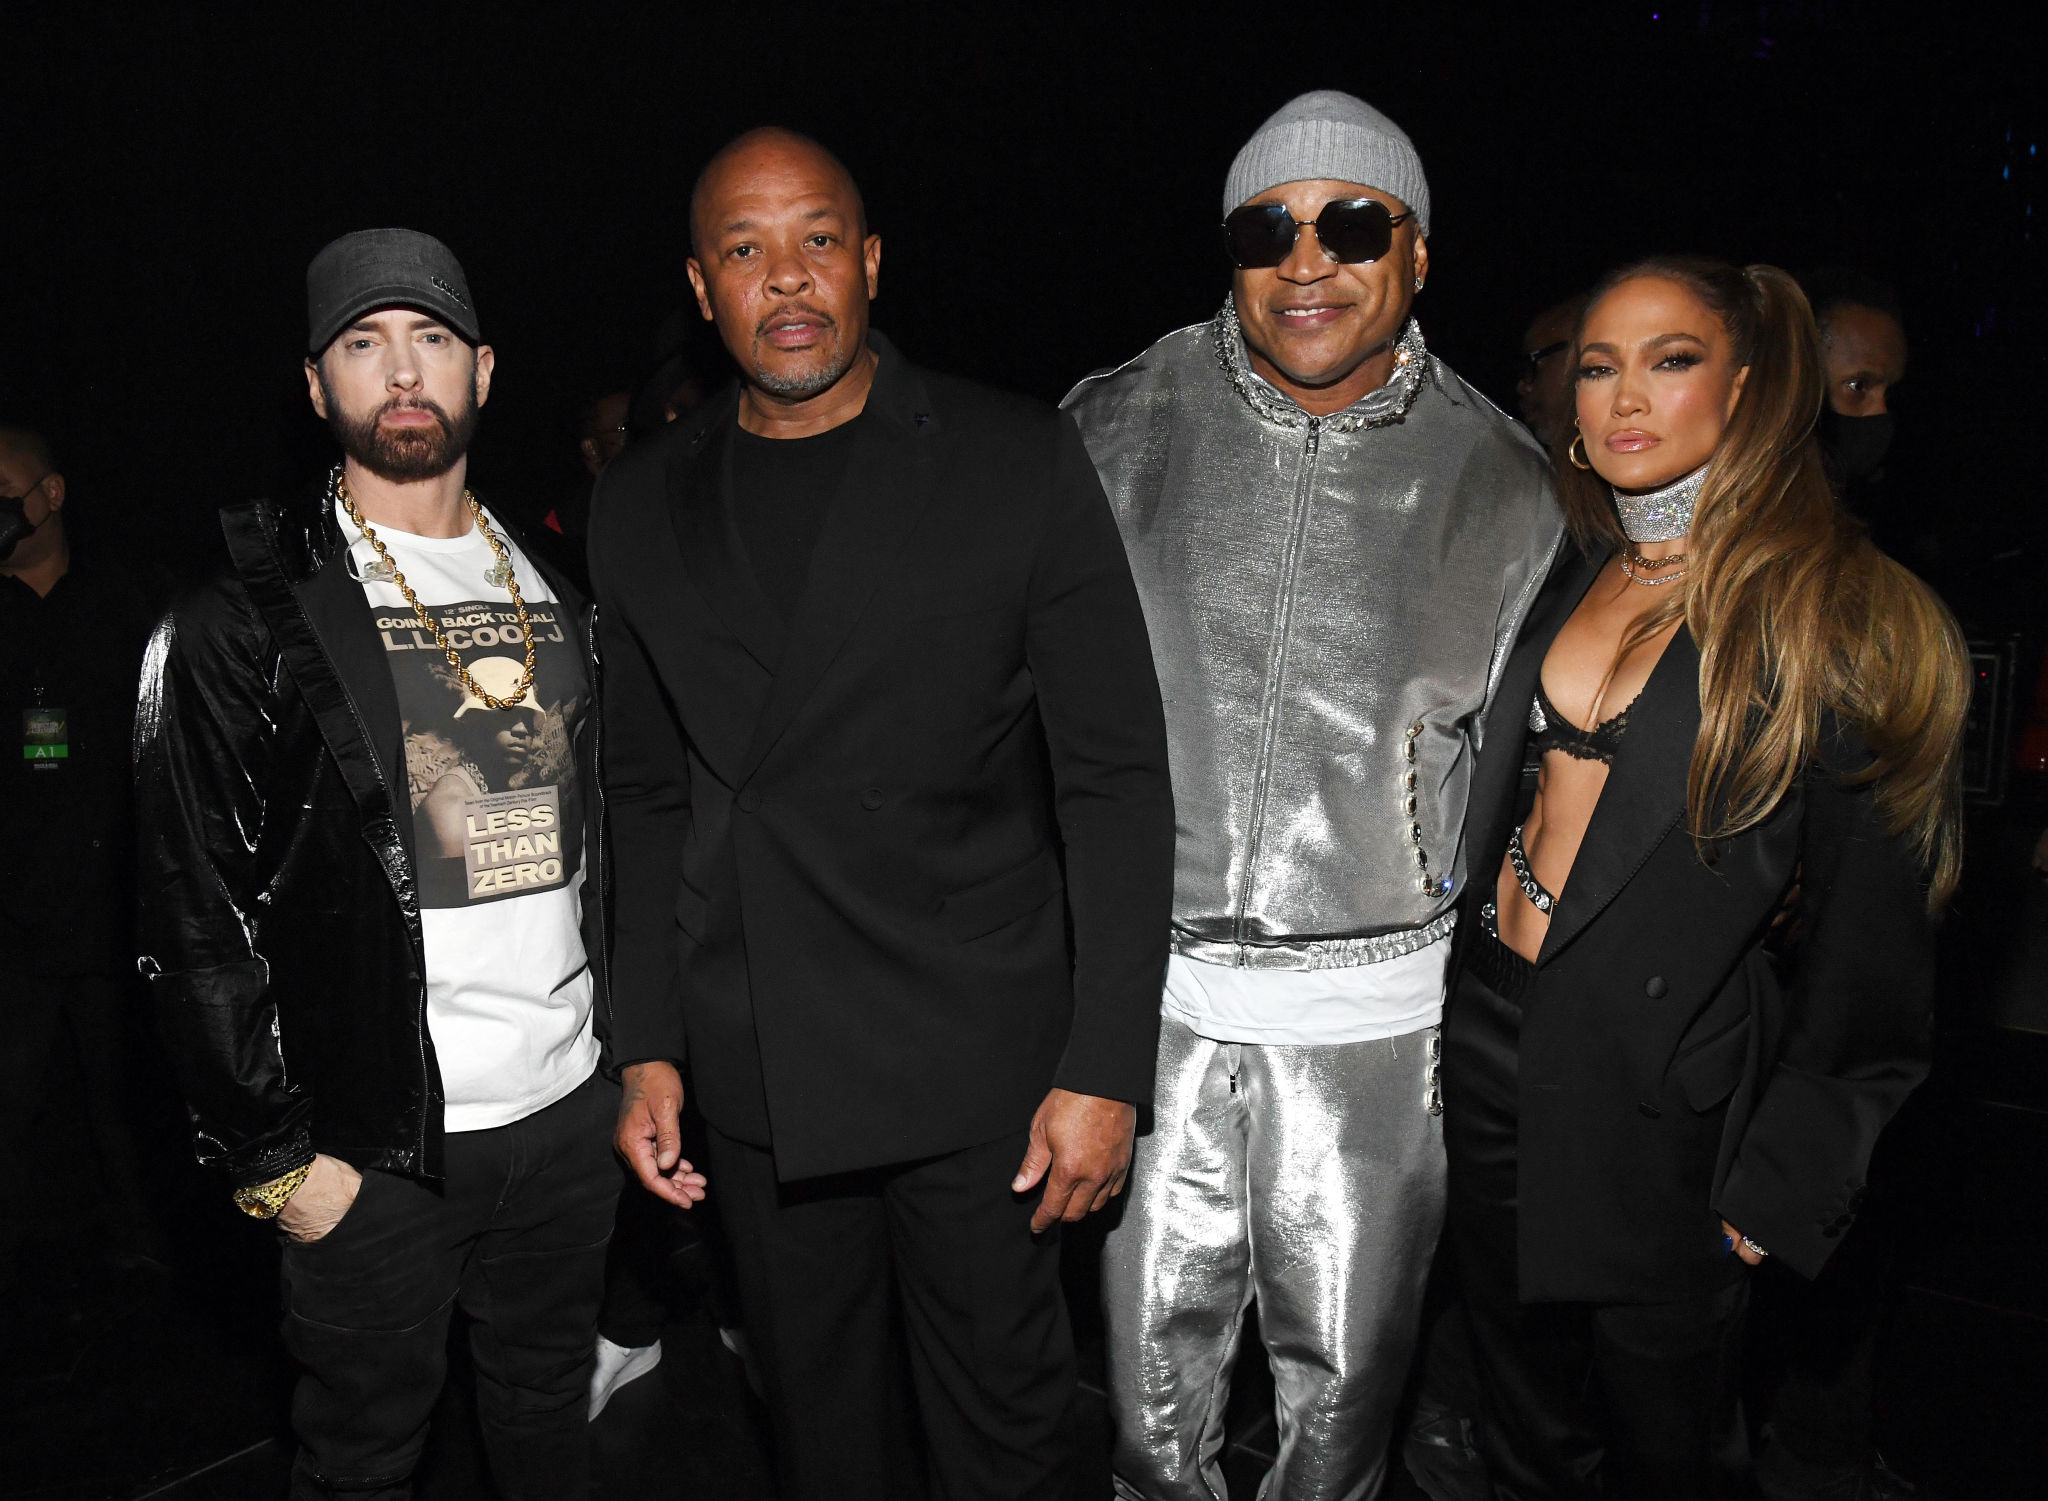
[134,484,610,1189]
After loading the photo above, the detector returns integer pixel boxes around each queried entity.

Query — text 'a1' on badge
[23,706,68,770]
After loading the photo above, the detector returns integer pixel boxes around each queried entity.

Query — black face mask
[0,492,37,563]
[1819,408,1895,484]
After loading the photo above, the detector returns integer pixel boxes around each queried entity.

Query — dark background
[6,7,2048,1497]
[6,1,2043,621]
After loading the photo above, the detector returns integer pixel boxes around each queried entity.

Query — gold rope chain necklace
[1620,550,1689,587]
[337,476,537,710]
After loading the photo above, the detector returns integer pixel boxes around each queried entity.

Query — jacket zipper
[584,602,612,1028]
[1232,416,1320,961]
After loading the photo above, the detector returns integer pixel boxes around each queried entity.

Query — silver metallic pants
[1105,1015,1447,1501]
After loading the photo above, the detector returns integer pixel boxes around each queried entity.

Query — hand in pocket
[278,1154,364,1243]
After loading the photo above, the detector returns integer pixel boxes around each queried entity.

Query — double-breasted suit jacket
[588,335,1176,1181]
[1450,543,1936,1302]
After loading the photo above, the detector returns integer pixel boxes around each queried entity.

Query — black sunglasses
[1521,340,1571,377]
[1222,198,1416,270]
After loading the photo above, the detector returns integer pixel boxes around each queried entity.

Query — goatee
[323,379,479,483]
[749,313,856,399]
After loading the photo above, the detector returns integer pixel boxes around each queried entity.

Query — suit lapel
[223,501,416,876]
[1464,545,1603,908]
[1538,623,1702,963]
[666,390,788,675]
[735,411,941,787]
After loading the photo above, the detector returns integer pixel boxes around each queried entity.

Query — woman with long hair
[1442,257,1966,1498]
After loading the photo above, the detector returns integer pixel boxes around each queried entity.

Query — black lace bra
[1529,678,1636,765]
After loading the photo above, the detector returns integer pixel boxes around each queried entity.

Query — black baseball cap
[306,228,481,355]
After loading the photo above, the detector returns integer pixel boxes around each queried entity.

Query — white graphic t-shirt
[338,496,598,1131]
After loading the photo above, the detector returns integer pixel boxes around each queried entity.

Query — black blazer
[1451,543,1935,1301]
[588,336,1175,1181]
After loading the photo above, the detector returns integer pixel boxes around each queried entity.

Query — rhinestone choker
[1612,464,1706,543]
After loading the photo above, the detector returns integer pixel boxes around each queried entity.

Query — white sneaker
[718,1325,764,1398]
[587,1334,662,1420]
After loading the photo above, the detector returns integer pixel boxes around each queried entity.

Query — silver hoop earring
[1413,277,1425,292]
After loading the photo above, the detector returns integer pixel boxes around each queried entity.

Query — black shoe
[1756,1439,1938,1501]
[1859,1455,1937,1501]
[1403,1400,1489,1501]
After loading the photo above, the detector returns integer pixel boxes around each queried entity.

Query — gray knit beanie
[1223,90,1431,239]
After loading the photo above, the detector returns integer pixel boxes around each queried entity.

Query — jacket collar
[1536,618,1700,962]
[663,330,944,785]
[666,386,781,673]
[1465,543,1601,918]
[1464,541,1708,964]
[220,482,419,902]
[258,470,352,586]
[1213,297,1432,432]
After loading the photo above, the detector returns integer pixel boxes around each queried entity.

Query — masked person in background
[1807,270,1906,491]
[0,426,161,1289]
[1752,266,1934,1501]
[1801,270,1922,573]
[1064,90,1562,1500]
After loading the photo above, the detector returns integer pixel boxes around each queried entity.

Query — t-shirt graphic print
[386,597,584,908]
[337,489,598,1132]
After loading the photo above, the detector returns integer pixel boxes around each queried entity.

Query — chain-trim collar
[1212,295,1431,432]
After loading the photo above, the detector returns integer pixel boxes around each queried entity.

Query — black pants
[1751,1208,1895,1495]
[278,1071,621,1500]
[1456,1249,1750,1501]
[1446,940,1750,1501]
[1410,1254,1488,1424]
[0,968,155,1262]
[597,1168,675,1349]
[706,1122,1074,1501]
[599,1087,739,1349]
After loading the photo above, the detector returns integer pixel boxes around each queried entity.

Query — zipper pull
[1306,417,1321,456]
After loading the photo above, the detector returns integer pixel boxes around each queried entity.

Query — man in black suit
[589,128,1174,1498]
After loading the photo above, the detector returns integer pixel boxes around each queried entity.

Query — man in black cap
[134,228,630,1500]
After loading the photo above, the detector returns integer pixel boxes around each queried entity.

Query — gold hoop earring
[1567,432,1593,471]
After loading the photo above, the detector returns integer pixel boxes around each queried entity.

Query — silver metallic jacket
[1062,300,1562,970]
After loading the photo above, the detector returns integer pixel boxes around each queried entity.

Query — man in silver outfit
[1062,90,1562,1499]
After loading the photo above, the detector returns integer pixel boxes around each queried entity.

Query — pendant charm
[362,556,398,584]
[484,557,514,589]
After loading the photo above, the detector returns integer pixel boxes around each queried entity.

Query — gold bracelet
[233,1161,313,1219]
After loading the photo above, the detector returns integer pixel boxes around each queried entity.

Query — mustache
[754,304,837,339]
[374,396,455,429]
